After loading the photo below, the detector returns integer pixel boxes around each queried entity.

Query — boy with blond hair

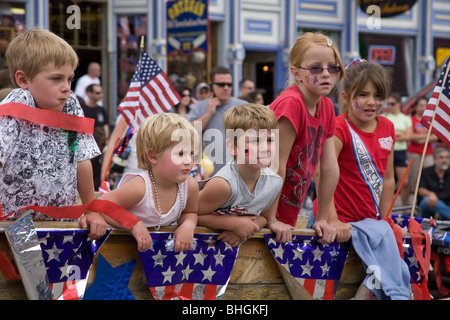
[0,29,107,239]
[197,103,283,246]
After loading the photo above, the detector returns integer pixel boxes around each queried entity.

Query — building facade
[1,0,449,122]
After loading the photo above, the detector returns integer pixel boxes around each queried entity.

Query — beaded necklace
[148,168,184,231]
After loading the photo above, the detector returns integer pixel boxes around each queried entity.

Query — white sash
[345,119,383,214]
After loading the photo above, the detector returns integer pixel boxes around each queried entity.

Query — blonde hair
[289,32,344,86]
[5,29,78,87]
[136,113,197,170]
[223,104,278,158]
[223,103,278,132]
[340,62,391,114]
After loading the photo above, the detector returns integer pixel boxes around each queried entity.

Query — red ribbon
[0,102,94,134]
[409,218,432,300]
[0,199,141,230]
[0,199,141,280]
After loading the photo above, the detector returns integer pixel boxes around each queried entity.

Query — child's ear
[341,91,349,104]
[225,138,237,156]
[146,150,158,165]
[290,66,302,83]
[15,70,30,89]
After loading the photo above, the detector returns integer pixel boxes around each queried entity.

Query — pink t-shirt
[270,85,335,226]
[118,171,188,227]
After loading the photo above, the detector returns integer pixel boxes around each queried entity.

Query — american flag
[213,206,256,216]
[139,233,239,300]
[117,49,181,128]
[37,229,111,300]
[264,234,350,300]
[422,57,450,147]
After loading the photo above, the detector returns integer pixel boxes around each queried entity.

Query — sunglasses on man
[213,82,233,88]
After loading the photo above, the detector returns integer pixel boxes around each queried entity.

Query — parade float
[0,208,446,301]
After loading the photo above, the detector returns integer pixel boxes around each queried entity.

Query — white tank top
[117,171,188,227]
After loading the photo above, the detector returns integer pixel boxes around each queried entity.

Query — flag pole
[410,59,450,218]
[128,36,146,173]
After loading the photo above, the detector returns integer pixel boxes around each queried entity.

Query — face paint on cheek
[353,101,359,109]
[313,76,318,84]
[309,76,315,84]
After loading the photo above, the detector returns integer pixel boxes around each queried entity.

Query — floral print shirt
[0,89,100,219]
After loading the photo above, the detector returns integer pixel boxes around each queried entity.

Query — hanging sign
[359,0,417,18]
[166,0,209,56]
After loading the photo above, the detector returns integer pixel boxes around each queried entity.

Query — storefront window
[359,33,414,96]
[166,21,218,94]
[49,0,103,48]
[116,15,147,102]
[0,2,25,70]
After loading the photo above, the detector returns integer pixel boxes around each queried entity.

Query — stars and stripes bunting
[264,234,350,300]
[37,229,111,300]
[422,56,450,147]
[139,233,239,300]
[117,49,181,128]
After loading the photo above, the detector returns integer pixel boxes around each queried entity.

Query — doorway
[243,51,276,104]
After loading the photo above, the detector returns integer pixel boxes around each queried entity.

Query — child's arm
[378,148,395,220]
[215,214,267,247]
[197,177,231,214]
[262,116,296,242]
[197,174,260,243]
[314,136,338,244]
[316,136,350,243]
[174,176,198,252]
[98,175,152,252]
[198,214,260,241]
[77,159,108,240]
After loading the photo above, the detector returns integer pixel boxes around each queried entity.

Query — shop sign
[359,0,417,18]
[369,45,396,65]
[166,0,209,56]
[436,48,450,68]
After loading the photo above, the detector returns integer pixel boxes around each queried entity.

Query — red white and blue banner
[139,233,238,300]
[37,228,111,300]
[264,234,350,300]
[4,212,111,300]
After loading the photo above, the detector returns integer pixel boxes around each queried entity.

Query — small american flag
[422,57,450,147]
[37,229,111,300]
[264,234,350,300]
[139,233,239,300]
[117,49,181,128]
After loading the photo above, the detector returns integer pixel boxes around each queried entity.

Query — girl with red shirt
[321,61,396,242]
[264,32,344,244]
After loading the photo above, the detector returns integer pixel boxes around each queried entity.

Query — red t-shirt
[407,115,433,155]
[333,114,396,223]
[270,85,336,226]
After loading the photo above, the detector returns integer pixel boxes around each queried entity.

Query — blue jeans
[419,197,450,220]
[306,211,315,229]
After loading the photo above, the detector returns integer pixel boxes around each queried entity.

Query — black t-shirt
[82,104,108,127]
[419,166,450,205]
